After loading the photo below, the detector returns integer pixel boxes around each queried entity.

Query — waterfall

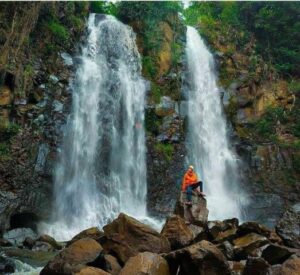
[185,26,246,220]
[41,14,149,240]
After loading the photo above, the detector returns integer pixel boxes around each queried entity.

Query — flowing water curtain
[185,26,247,220]
[41,14,148,240]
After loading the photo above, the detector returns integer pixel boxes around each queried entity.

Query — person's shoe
[198,192,206,197]
[185,201,192,206]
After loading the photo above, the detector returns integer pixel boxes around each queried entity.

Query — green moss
[145,108,162,135]
[154,143,174,161]
[288,80,300,94]
[47,20,70,43]
[0,123,20,141]
[142,56,157,79]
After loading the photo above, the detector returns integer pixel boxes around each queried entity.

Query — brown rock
[69,227,104,245]
[164,240,231,275]
[261,243,296,264]
[161,215,194,249]
[40,238,103,275]
[75,266,110,275]
[213,228,237,243]
[103,213,170,263]
[217,241,234,260]
[233,233,269,259]
[104,255,121,275]
[228,261,245,274]
[278,258,300,275]
[243,257,270,275]
[237,221,271,238]
[38,234,63,250]
[0,86,13,106]
[120,252,170,275]
[208,218,238,240]
[174,191,208,226]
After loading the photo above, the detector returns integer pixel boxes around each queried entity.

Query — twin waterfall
[42,17,244,240]
[185,26,244,220]
[43,14,148,240]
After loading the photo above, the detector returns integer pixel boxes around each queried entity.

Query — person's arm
[181,174,187,191]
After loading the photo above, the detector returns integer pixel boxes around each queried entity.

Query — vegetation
[154,143,174,161]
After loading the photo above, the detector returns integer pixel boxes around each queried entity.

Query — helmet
[189,165,194,170]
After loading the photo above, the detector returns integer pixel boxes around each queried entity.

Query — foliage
[288,80,300,94]
[0,123,20,141]
[0,142,9,155]
[90,1,118,15]
[144,108,162,135]
[154,143,174,161]
[47,20,70,43]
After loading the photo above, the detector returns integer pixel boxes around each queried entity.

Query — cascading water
[41,14,150,240]
[185,26,246,220]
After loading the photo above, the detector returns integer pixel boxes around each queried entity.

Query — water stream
[185,26,246,220]
[41,14,151,240]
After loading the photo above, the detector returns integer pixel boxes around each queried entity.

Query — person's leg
[186,186,192,202]
[193,181,205,196]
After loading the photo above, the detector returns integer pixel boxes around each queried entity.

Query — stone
[49,74,59,84]
[174,191,208,226]
[103,254,121,275]
[243,257,270,275]
[0,238,12,247]
[164,240,230,275]
[0,85,13,106]
[161,215,195,249]
[213,228,237,243]
[272,258,300,275]
[69,227,104,245]
[217,241,234,260]
[228,260,245,275]
[0,255,15,273]
[261,244,296,265]
[276,207,300,248]
[102,213,170,263]
[52,99,63,112]
[23,237,36,249]
[75,267,110,275]
[120,252,170,275]
[233,233,269,259]
[40,238,103,275]
[3,228,38,246]
[32,241,54,252]
[155,96,175,117]
[37,234,63,250]
[60,52,73,66]
[237,221,271,238]
[208,218,238,242]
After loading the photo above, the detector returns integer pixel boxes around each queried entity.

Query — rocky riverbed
[0,192,299,275]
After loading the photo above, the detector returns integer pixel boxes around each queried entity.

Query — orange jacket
[181,171,198,191]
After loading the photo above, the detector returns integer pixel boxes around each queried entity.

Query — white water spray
[41,14,152,240]
[185,26,246,220]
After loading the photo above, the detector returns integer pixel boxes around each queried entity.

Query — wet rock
[0,255,15,273]
[233,233,269,259]
[187,224,207,242]
[208,218,238,241]
[37,234,63,250]
[40,238,103,275]
[60,52,73,66]
[228,260,246,275]
[23,237,36,249]
[161,215,194,249]
[34,143,49,175]
[75,266,110,275]
[0,238,12,247]
[276,206,300,248]
[174,191,208,226]
[32,241,54,252]
[214,228,237,243]
[69,227,104,245]
[164,240,231,275]
[155,96,175,117]
[103,254,121,275]
[261,243,296,265]
[49,74,59,84]
[120,252,170,275]
[243,257,270,275]
[3,228,38,246]
[102,213,170,263]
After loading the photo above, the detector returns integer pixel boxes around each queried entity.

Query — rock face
[40,238,103,275]
[120,252,170,275]
[276,206,300,248]
[3,228,37,246]
[164,240,231,275]
[75,267,110,275]
[102,213,171,263]
[174,191,208,226]
[161,215,195,249]
[69,227,104,245]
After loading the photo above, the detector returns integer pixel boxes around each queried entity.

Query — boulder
[3,228,38,246]
[228,261,245,275]
[161,215,195,249]
[164,240,231,275]
[237,221,271,238]
[102,213,170,263]
[272,258,300,275]
[75,266,110,275]
[120,252,170,275]
[37,234,63,250]
[0,85,13,106]
[261,244,296,265]
[213,228,237,243]
[233,233,269,259]
[0,255,15,273]
[276,206,300,248]
[32,241,54,252]
[243,257,270,275]
[217,241,235,260]
[208,218,239,240]
[155,96,175,117]
[174,191,208,226]
[103,254,121,275]
[40,238,103,275]
[69,227,104,245]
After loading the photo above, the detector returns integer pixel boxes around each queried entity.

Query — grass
[154,143,174,161]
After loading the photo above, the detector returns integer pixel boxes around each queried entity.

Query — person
[181,165,205,205]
